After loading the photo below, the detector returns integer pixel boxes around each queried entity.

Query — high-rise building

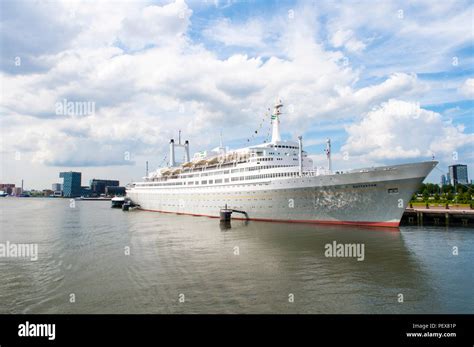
[449,164,469,186]
[440,174,447,186]
[59,172,82,197]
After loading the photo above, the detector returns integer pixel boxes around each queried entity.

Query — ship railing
[301,170,331,177]
[302,171,318,177]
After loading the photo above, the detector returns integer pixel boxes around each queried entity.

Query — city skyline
[1,0,473,190]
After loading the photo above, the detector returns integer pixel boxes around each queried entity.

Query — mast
[325,138,332,172]
[271,99,283,143]
[218,130,226,155]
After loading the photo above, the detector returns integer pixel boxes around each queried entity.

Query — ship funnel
[169,139,175,167]
[170,134,190,166]
[184,140,190,162]
[298,136,303,176]
[271,99,283,143]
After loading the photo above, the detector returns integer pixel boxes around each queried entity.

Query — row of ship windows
[270,145,299,149]
[143,172,300,187]
[148,165,297,182]
[230,172,299,182]
[251,156,293,162]
[198,164,293,176]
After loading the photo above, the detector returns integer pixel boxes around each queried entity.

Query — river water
[0,198,472,314]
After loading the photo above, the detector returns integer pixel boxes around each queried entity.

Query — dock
[401,207,474,227]
[219,205,473,227]
[220,205,249,221]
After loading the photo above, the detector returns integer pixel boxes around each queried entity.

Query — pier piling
[402,207,473,227]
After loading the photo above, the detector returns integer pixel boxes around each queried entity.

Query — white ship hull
[127,161,437,228]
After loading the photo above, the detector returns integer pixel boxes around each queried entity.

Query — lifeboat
[206,156,219,165]
[225,152,237,161]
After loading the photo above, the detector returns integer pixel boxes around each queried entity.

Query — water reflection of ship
[118,209,444,313]
[214,219,434,312]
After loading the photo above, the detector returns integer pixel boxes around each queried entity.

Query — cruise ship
[126,101,437,227]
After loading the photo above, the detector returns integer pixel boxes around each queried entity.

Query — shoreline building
[105,186,126,196]
[90,179,120,196]
[440,174,447,186]
[58,172,123,197]
[59,172,82,198]
[52,183,63,191]
[43,189,54,197]
[0,184,15,195]
[52,183,63,197]
[449,164,469,186]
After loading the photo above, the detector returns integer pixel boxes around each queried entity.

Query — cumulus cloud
[1,3,427,168]
[118,0,192,50]
[329,29,366,53]
[322,0,474,76]
[459,78,474,98]
[0,0,82,73]
[0,0,472,188]
[342,99,474,161]
[323,73,425,120]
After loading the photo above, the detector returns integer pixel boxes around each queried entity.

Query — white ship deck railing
[135,164,399,187]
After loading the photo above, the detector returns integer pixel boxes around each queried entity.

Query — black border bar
[0,314,472,346]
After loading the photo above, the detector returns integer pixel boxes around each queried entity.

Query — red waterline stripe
[139,208,400,228]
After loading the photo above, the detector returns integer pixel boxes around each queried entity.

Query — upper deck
[130,100,335,189]
[133,140,317,188]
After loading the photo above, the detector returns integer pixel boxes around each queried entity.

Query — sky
[0,0,473,190]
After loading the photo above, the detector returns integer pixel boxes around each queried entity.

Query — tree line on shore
[411,183,473,204]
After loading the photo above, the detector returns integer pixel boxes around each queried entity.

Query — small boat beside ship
[111,196,127,208]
